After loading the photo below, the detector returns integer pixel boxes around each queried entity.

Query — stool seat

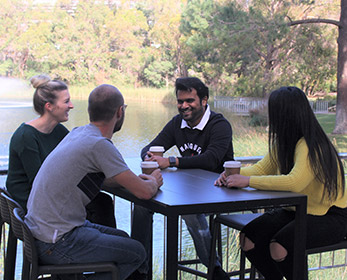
[215,213,263,230]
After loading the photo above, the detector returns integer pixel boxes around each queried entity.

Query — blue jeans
[131,205,220,268]
[182,213,219,267]
[35,220,147,280]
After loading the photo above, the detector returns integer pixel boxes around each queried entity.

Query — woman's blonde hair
[30,74,68,115]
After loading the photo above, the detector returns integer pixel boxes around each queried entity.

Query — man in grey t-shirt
[25,84,162,280]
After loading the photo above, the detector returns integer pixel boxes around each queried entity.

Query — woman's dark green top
[6,123,69,211]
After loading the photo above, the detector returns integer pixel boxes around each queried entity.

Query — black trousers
[241,207,347,280]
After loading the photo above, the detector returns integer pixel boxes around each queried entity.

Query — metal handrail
[0,153,346,176]
[235,152,347,163]
[235,153,347,176]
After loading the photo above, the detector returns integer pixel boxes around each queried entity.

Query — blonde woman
[6,75,116,227]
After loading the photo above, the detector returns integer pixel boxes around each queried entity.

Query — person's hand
[225,174,250,188]
[149,169,163,188]
[214,171,227,186]
[144,151,154,161]
[144,152,170,169]
[139,169,163,190]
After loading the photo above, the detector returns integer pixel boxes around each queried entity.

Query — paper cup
[141,161,159,174]
[223,161,242,176]
[149,146,165,157]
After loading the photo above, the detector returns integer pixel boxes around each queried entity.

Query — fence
[309,100,330,113]
[213,97,267,115]
[214,96,330,114]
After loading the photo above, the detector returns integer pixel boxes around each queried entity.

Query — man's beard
[113,113,124,133]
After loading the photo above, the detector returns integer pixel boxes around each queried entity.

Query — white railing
[214,97,267,115]
[214,96,330,114]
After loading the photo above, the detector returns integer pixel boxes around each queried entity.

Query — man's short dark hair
[175,77,209,100]
[88,84,124,122]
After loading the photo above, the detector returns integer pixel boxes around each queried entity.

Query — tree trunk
[334,0,347,134]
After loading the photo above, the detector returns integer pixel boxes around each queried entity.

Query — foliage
[0,0,341,99]
[248,107,268,127]
[0,60,14,76]
[180,0,338,97]
[143,60,174,88]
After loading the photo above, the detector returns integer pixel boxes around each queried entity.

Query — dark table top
[104,157,307,216]
[103,157,307,280]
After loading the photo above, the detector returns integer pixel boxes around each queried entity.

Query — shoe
[212,266,230,280]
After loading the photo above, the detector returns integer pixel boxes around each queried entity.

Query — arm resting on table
[103,169,162,200]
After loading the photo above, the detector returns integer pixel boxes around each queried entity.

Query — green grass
[229,114,346,160]
[316,114,347,153]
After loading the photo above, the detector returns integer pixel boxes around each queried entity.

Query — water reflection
[0,101,32,108]
[0,99,180,158]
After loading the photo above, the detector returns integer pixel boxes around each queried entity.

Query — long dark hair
[268,86,344,201]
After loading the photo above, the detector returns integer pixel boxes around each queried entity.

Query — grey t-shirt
[25,124,129,243]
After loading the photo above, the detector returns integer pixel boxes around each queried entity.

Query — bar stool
[209,212,347,280]
[0,188,19,280]
[1,192,30,279]
[208,213,262,280]
[0,188,7,256]
[10,207,120,280]
[177,215,217,279]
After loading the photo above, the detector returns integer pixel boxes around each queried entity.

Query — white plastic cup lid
[149,146,165,152]
[141,161,159,168]
[223,161,242,168]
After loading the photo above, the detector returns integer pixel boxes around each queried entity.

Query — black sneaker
[212,266,230,280]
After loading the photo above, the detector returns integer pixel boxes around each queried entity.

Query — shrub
[248,107,268,127]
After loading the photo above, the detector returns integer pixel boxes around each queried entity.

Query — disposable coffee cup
[141,161,159,175]
[149,146,165,157]
[223,161,242,176]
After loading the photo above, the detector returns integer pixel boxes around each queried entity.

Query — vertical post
[166,215,179,280]
[292,196,307,280]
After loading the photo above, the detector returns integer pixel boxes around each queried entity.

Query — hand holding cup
[223,161,242,176]
[149,146,165,157]
[141,161,160,174]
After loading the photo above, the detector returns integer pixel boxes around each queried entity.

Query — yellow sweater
[240,138,347,215]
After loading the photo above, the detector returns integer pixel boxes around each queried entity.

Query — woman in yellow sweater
[215,86,347,280]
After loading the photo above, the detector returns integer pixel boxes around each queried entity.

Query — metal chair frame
[0,188,19,280]
[11,207,120,280]
[209,212,347,280]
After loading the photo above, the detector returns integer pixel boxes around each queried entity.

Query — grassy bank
[316,114,347,153]
[227,113,346,159]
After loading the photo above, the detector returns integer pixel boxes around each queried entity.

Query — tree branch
[288,18,340,28]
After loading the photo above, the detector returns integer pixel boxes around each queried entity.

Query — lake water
[0,97,239,278]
